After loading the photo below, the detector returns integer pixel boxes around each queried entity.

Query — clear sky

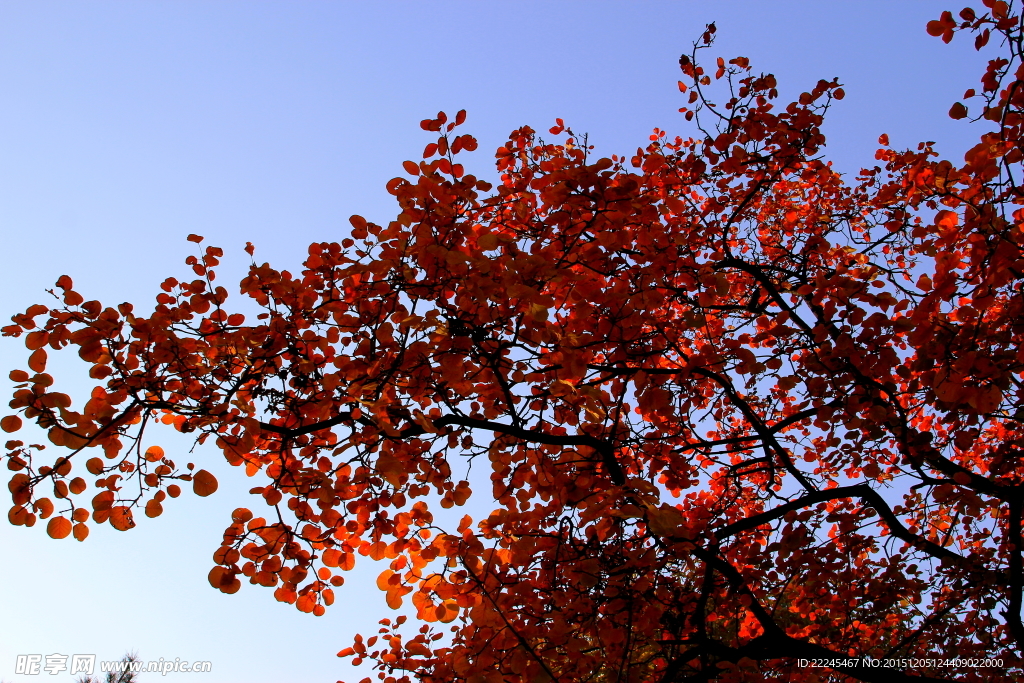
[0,2,996,682]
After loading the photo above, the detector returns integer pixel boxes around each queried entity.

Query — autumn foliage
[6,4,1024,682]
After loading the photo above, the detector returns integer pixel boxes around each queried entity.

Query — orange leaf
[264,487,282,505]
[8,505,30,526]
[377,569,396,591]
[192,469,218,497]
[348,214,367,232]
[296,593,316,613]
[47,516,72,539]
[340,552,355,571]
[25,331,48,350]
[323,548,342,567]
[35,497,54,519]
[92,490,114,511]
[0,416,22,433]
[213,545,240,565]
[231,507,253,522]
[436,599,459,623]
[28,348,47,373]
[208,566,228,588]
[109,506,135,531]
[376,453,404,488]
[145,499,164,518]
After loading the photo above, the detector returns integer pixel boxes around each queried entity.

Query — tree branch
[713,483,1001,581]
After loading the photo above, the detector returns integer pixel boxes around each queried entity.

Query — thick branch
[714,483,1000,581]
[259,411,627,485]
[426,415,626,486]
[259,412,354,437]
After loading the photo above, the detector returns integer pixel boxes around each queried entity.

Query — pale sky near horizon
[0,2,998,682]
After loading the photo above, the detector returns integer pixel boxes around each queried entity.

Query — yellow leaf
[375,454,404,488]
[413,410,438,434]
[647,504,686,537]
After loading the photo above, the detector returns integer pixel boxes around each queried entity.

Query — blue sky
[0,2,996,682]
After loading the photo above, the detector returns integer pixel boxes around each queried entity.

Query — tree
[3,3,1024,681]
[76,653,141,683]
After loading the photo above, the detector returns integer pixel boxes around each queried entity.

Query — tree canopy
[4,3,1024,681]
